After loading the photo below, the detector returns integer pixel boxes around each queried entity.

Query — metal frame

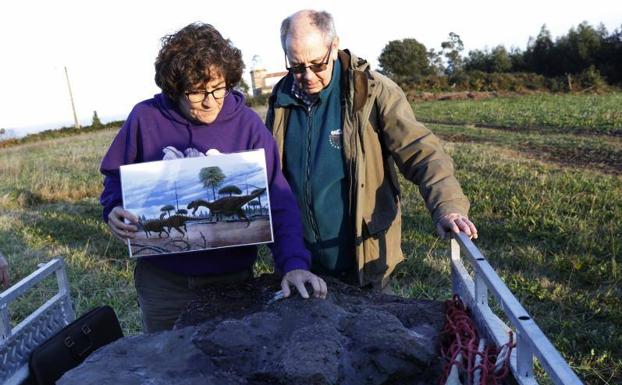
[450,232,583,385]
[0,258,75,385]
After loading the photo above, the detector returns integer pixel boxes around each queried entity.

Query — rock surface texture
[59,276,445,385]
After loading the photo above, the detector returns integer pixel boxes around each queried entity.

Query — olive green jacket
[266,50,470,287]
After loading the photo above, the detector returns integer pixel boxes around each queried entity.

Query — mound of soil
[405,90,534,102]
[58,276,445,385]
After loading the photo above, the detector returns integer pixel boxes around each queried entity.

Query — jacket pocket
[363,182,398,236]
[361,202,403,285]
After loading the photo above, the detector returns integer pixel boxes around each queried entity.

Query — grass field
[1,93,620,384]
[414,93,622,136]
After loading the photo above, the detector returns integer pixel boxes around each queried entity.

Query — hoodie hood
[154,90,246,127]
[151,90,247,151]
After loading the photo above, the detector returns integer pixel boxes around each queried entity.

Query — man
[266,10,478,291]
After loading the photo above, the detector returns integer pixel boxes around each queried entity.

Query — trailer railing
[0,258,75,385]
[450,232,583,385]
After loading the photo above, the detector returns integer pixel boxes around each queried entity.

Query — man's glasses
[185,87,229,103]
[285,46,332,74]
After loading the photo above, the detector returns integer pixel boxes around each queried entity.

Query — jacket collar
[338,49,371,113]
[274,73,298,107]
[274,58,343,108]
[271,49,372,113]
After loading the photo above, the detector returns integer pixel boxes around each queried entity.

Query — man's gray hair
[280,10,336,51]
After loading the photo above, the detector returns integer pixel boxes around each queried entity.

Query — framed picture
[120,149,273,257]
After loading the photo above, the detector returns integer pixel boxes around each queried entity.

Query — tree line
[379,22,622,92]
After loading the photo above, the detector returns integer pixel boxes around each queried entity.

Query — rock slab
[59,276,445,385]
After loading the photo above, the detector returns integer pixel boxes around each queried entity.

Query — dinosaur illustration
[187,188,266,226]
[161,214,198,236]
[138,215,199,238]
[138,219,170,238]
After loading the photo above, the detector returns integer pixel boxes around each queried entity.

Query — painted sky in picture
[120,150,268,220]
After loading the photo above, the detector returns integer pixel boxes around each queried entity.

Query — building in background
[250,69,288,96]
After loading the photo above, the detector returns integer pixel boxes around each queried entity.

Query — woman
[100,23,327,332]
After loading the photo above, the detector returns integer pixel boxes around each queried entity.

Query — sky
[121,149,268,219]
[0,0,620,137]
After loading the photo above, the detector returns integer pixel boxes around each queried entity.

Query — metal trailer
[0,259,75,385]
[451,232,584,384]
[0,234,585,385]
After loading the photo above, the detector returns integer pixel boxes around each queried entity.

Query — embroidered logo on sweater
[329,129,342,149]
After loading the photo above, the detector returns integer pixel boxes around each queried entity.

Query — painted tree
[218,185,242,196]
[161,204,175,217]
[199,167,225,200]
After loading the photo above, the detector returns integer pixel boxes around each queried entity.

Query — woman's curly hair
[155,23,244,100]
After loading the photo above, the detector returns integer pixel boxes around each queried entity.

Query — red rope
[439,295,516,385]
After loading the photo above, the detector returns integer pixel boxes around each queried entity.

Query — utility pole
[64,66,80,129]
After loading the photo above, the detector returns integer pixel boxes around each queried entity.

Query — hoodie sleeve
[99,107,141,222]
[249,113,311,274]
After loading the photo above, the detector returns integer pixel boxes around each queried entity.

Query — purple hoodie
[100,91,310,276]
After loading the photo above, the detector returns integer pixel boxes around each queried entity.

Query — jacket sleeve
[250,114,311,274]
[374,74,470,223]
[99,108,141,222]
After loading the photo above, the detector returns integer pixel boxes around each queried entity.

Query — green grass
[1,96,621,384]
[429,124,622,174]
[0,130,143,334]
[395,143,621,384]
[413,93,622,135]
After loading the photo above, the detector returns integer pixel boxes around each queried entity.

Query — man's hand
[281,269,328,299]
[437,213,478,240]
[107,206,139,242]
[0,254,9,289]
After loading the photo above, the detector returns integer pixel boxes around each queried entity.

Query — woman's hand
[281,269,328,299]
[107,206,139,242]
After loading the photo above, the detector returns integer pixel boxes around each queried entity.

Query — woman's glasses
[185,87,229,103]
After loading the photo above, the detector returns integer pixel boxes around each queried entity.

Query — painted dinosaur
[187,188,266,226]
[138,219,170,238]
[138,214,199,238]
[161,214,198,236]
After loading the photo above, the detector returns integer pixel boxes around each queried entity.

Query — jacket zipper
[304,105,322,252]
